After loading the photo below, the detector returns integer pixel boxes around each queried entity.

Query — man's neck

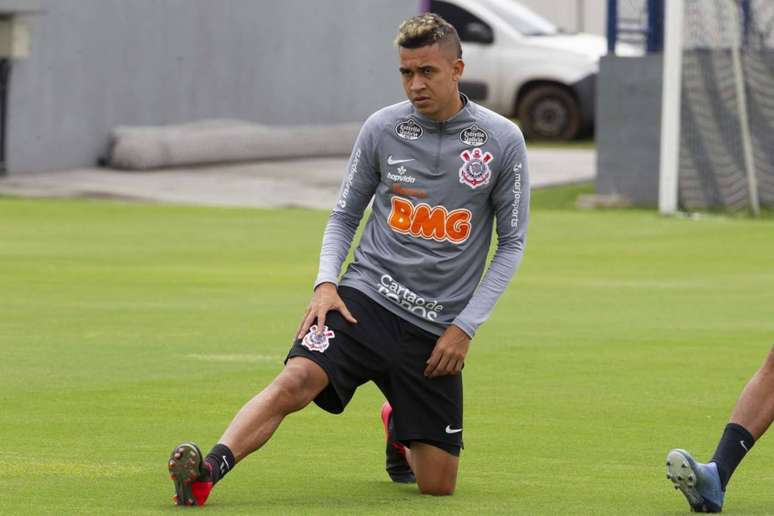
[428,93,464,123]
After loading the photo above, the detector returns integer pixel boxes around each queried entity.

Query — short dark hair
[395,13,462,59]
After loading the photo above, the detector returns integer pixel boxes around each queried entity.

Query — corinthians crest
[459,148,493,189]
[301,325,335,352]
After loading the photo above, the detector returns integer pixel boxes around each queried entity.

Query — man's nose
[410,75,425,91]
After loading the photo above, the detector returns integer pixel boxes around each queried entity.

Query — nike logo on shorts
[445,425,462,434]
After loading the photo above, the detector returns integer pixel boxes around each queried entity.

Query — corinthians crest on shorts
[459,148,493,189]
[301,325,335,352]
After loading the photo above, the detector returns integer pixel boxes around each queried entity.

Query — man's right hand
[295,282,358,339]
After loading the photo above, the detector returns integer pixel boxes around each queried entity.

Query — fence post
[646,0,664,53]
[606,0,618,53]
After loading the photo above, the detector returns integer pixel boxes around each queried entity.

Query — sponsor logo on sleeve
[511,162,523,228]
[338,148,361,209]
[377,273,444,321]
[394,119,423,141]
[301,325,335,352]
[459,148,493,189]
[459,124,488,146]
[388,196,471,244]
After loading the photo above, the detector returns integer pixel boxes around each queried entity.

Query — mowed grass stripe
[1,194,773,514]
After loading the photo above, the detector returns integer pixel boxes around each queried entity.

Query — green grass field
[2,187,774,515]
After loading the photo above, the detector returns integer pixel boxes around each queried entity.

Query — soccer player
[168,13,529,506]
[666,346,774,512]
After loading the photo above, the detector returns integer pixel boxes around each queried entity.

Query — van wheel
[517,85,581,140]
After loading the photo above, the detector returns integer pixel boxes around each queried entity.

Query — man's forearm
[451,238,523,337]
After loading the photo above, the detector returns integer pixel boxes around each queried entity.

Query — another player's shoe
[380,401,415,484]
[168,442,214,507]
[666,449,724,513]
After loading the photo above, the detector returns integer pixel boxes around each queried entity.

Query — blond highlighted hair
[395,13,462,59]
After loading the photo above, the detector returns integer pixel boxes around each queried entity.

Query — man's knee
[409,442,459,496]
[270,358,328,412]
[417,478,455,496]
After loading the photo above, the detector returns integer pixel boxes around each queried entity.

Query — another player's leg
[665,449,724,513]
[666,345,774,512]
[168,357,329,506]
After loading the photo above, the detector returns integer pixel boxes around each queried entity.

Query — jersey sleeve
[452,131,530,337]
[314,116,382,289]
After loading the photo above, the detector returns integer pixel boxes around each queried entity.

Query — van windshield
[480,0,559,36]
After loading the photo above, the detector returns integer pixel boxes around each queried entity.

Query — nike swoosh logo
[387,155,414,165]
[740,440,749,452]
[445,425,462,434]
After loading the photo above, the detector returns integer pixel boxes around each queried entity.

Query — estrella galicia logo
[395,119,423,141]
[459,124,488,146]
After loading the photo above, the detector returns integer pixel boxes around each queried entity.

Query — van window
[430,1,495,44]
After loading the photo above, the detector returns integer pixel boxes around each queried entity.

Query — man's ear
[452,58,465,82]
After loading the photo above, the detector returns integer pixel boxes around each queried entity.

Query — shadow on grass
[194,479,439,514]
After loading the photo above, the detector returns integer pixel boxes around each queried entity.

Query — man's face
[399,43,464,121]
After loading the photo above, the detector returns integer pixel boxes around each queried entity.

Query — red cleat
[380,401,415,483]
[168,442,214,506]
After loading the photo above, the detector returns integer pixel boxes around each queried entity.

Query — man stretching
[167,12,529,505]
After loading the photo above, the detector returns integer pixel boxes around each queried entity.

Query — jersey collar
[410,93,476,131]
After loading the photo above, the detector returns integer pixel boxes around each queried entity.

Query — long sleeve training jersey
[315,94,530,338]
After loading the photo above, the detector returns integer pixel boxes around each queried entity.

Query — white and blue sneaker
[666,449,724,513]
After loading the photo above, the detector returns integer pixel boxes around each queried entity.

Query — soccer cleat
[168,442,214,507]
[380,401,415,484]
[666,449,724,513]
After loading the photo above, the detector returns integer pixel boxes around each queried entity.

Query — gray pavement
[0,148,594,209]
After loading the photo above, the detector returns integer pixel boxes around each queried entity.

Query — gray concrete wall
[7,0,417,174]
[595,54,662,206]
[0,0,39,13]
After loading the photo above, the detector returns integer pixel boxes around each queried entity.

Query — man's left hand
[424,324,470,378]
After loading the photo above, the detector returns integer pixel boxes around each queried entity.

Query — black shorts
[286,286,463,455]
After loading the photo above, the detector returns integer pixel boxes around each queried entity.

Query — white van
[430,0,614,140]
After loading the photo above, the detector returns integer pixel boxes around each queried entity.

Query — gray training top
[315,94,530,338]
